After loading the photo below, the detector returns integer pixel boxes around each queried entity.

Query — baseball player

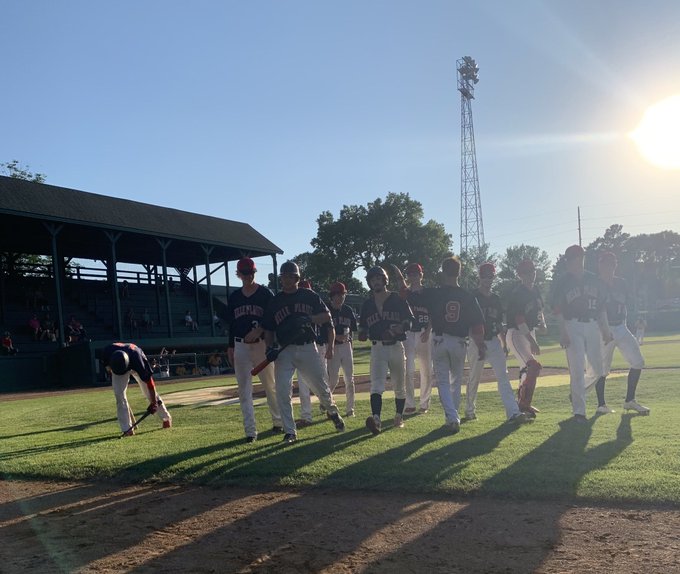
[295,280,327,426]
[327,282,358,417]
[402,263,435,415]
[100,342,172,435]
[262,261,345,443]
[226,257,283,443]
[505,259,546,417]
[635,315,647,345]
[592,252,649,415]
[465,263,529,423]
[422,256,485,434]
[358,266,414,435]
[551,245,612,423]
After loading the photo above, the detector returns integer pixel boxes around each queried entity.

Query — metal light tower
[457,56,484,253]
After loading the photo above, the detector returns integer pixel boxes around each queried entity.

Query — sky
[3,0,680,284]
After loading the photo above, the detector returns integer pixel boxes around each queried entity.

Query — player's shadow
[359,414,634,573]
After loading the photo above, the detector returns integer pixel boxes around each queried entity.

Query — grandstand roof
[0,176,283,268]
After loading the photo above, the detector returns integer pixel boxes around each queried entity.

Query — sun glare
[630,95,680,170]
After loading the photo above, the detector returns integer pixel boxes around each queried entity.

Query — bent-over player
[226,257,283,443]
[403,263,434,415]
[422,256,485,434]
[505,259,546,417]
[262,261,345,443]
[327,282,358,417]
[465,263,529,423]
[358,266,414,435]
[551,245,612,423]
[593,252,649,415]
[101,341,172,435]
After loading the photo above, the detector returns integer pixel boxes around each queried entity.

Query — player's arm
[597,308,613,344]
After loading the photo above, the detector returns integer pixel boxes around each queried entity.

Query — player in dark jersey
[358,266,414,435]
[465,263,528,423]
[594,252,648,414]
[403,263,435,415]
[262,261,344,443]
[550,245,612,423]
[100,341,172,435]
[225,257,282,443]
[505,259,546,417]
[422,256,485,434]
[327,282,358,417]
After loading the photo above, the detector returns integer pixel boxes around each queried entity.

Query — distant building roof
[0,175,282,268]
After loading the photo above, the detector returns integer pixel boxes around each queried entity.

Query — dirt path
[2,479,680,573]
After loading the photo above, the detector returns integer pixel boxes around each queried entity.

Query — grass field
[1,335,679,506]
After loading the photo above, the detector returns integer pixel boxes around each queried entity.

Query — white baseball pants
[564,319,604,416]
[275,342,338,435]
[297,344,327,422]
[466,337,521,419]
[506,327,537,368]
[431,334,467,424]
[600,323,645,374]
[233,340,282,438]
[111,370,171,432]
[369,341,406,398]
[404,330,434,410]
[327,341,355,415]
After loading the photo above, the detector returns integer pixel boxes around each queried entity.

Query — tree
[1,160,46,183]
[297,193,453,292]
[497,244,552,305]
[458,244,498,289]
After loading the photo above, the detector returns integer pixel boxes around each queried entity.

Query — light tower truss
[457,56,484,253]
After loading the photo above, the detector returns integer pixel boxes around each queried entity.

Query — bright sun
[630,94,680,170]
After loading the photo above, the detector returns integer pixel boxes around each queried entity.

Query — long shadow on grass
[360,414,635,573]
[0,417,121,439]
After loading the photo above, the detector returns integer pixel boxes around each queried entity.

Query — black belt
[334,340,345,345]
[433,332,465,338]
[576,318,596,323]
[372,340,397,346]
[234,337,262,344]
[484,335,498,341]
[609,320,624,326]
[294,339,315,346]
[409,326,427,333]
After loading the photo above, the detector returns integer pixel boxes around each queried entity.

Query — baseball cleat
[345,409,355,418]
[282,433,298,444]
[445,420,461,434]
[404,407,417,415]
[596,404,615,414]
[572,414,588,424]
[295,419,313,428]
[464,412,477,421]
[271,425,284,434]
[419,407,429,414]
[245,436,257,443]
[122,429,135,437]
[366,415,381,435]
[330,412,346,432]
[623,400,650,415]
[162,419,172,429]
[509,412,532,424]
[394,414,405,428]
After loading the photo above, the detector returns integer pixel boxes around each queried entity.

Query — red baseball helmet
[564,245,585,260]
[237,257,256,274]
[516,259,535,274]
[405,262,423,275]
[478,262,496,277]
[329,282,347,295]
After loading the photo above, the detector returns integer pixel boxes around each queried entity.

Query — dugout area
[0,175,282,391]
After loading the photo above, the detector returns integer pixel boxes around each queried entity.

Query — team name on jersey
[565,284,599,305]
[365,310,402,327]
[273,302,316,325]
[234,305,265,319]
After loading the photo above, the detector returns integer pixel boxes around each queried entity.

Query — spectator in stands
[141,308,154,332]
[2,331,18,355]
[208,351,223,375]
[158,347,170,378]
[28,313,43,341]
[67,315,88,345]
[168,276,177,293]
[121,280,130,299]
[126,308,139,337]
[41,314,57,342]
[212,313,222,331]
[184,310,199,331]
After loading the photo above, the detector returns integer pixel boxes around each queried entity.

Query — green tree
[1,160,46,183]
[297,193,453,292]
